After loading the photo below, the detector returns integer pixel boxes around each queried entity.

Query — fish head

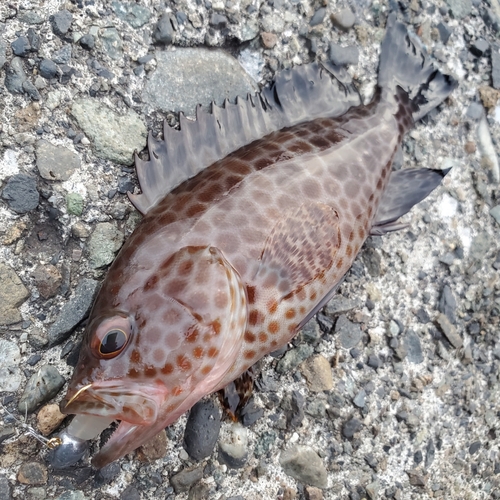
[61,245,248,467]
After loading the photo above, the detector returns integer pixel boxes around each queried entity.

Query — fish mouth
[61,381,169,468]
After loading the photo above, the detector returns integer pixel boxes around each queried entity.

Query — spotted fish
[61,14,456,467]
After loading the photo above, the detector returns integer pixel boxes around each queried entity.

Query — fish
[60,13,456,468]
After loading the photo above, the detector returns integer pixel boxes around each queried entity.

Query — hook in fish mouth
[64,383,93,409]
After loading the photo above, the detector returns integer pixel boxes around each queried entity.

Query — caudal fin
[378,13,457,121]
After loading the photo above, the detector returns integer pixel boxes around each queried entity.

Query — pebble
[261,32,278,49]
[426,439,436,468]
[39,59,58,79]
[33,264,62,299]
[11,36,31,57]
[329,42,359,66]
[137,429,168,462]
[71,221,91,239]
[435,313,463,349]
[367,354,381,369]
[342,417,362,438]
[490,205,500,225]
[47,278,99,346]
[1,174,39,214]
[353,389,366,408]
[111,1,151,28]
[170,466,203,493]
[153,14,175,44]
[254,430,276,457]
[88,222,124,268]
[0,476,10,500]
[309,8,326,26]
[184,399,221,461]
[336,315,363,349]
[240,398,264,427]
[300,355,333,392]
[0,339,22,392]
[56,492,86,500]
[94,463,121,486]
[18,365,65,413]
[211,13,228,29]
[142,49,257,114]
[71,99,146,165]
[5,57,27,94]
[100,27,123,60]
[279,445,328,489]
[286,390,305,428]
[406,331,424,364]
[438,285,457,324]
[17,462,48,485]
[52,45,72,65]
[492,45,500,90]
[218,423,249,468]
[36,403,66,436]
[466,102,483,120]
[35,140,80,181]
[331,8,356,31]
[66,193,84,216]
[51,10,73,37]
[437,22,451,44]
[470,38,489,57]
[324,297,360,317]
[79,34,95,50]
[276,344,314,374]
[0,263,30,325]
[305,486,323,500]
[446,0,472,19]
[22,80,41,101]
[469,441,481,454]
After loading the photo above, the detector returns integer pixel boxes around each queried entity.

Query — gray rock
[260,13,285,34]
[446,0,472,19]
[490,205,500,225]
[324,297,360,316]
[343,417,362,438]
[425,439,435,468]
[210,13,228,29]
[26,28,41,52]
[470,38,489,57]
[0,36,6,69]
[406,331,424,364]
[50,10,73,36]
[280,445,328,489]
[309,8,326,26]
[17,462,47,485]
[183,400,221,461]
[120,486,139,500]
[437,22,451,44]
[55,492,86,500]
[18,365,65,413]
[39,59,58,79]
[276,344,314,374]
[286,390,304,428]
[52,45,72,64]
[0,263,30,325]
[438,285,457,324]
[0,475,11,500]
[336,315,363,349]
[88,222,124,268]
[100,27,122,60]
[71,99,147,165]
[22,80,41,101]
[2,174,39,214]
[218,423,249,468]
[353,389,366,408]
[253,430,276,457]
[329,42,359,66]
[142,49,257,115]
[47,278,99,346]
[492,45,500,90]
[466,102,484,120]
[36,140,80,181]
[11,36,31,57]
[19,11,44,24]
[435,313,463,349]
[470,232,491,262]
[0,339,22,392]
[79,34,95,50]
[170,466,203,493]
[367,354,381,369]
[362,247,381,277]
[331,7,356,31]
[153,14,175,45]
[5,57,27,94]
[111,1,151,28]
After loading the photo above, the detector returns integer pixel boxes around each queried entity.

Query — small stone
[2,221,27,245]
[47,278,99,346]
[276,344,314,374]
[184,399,221,461]
[240,398,264,427]
[0,425,16,444]
[94,463,121,486]
[446,0,472,19]
[469,441,481,454]
[66,193,84,216]
[253,430,276,458]
[33,264,62,299]
[210,13,228,28]
[336,315,362,349]
[0,476,10,499]
[88,222,124,268]
[27,29,41,51]
[37,404,66,436]
[490,205,500,225]
[425,439,435,468]
[17,462,48,485]
[435,313,463,349]
[79,34,95,50]
[55,492,86,500]
[36,140,80,181]
[137,429,168,462]
[464,141,476,154]
[22,80,41,101]
[280,445,327,489]
[466,102,484,120]
[1,174,39,214]
[11,36,31,57]
[406,331,423,364]
[325,297,360,316]
[470,38,489,57]
[407,470,428,487]
[100,27,122,60]
[305,486,323,500]
[329,42,359,66]
[492,45,500,90]
[437,22,451,44]
[353,389,366,408]
[71,222,91,239]
[0,263,30,325]
[51,10,73,37]
[365,481,380,499]
[286,390,304,429]
[153,14,175,45]
[331,8,356,31]
[0,339,22,392]
[261,32,277,49]
[367,354,381,369]
[52,45,72,64]
[5,57,27,94]
[438,285,457,324]
[18,365,65,414]
[39,59,58,79]
[300,355,333,392]
[309,8,326,26]
[342,417,362,438]
[479,86,500,110]
[170,466,203,493]
[111,1,151,28]
[218,423,249,468]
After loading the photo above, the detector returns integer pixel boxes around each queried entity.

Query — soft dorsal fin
[371,167,450,235]
[128,62,361,214]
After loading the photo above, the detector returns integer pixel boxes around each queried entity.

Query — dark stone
[52,45,72,64]
[4,57,27,94]
[469,441,481,455]
[240,398,264,427]
[0,475,10,500]
[425,439,435,468]
[18,365,65,413]
[343,418,362,438]
[367,354,381,369]
[121,485,141,500]
[1,174,39,214]
[94,462,121,486]
[415,308,430,324]
[466,102,483,120]
[22,80,41,101]
[27,354,42,366]
[39,59,58,79]
[11,36,31,57]
[286,390,304,429]
[438,285,457,324]
[468,321,480,335]
[117,176,135,194]
[470,38,489,57]
[329,42,359,66]
[170,466,203,494]
[0,425,16,444]
[210,13,228,28]
[183,400,221,461]
[27,28,41,51]
[336,315,363,349]
[437,22,451,44]
[406,331,423,364]
[310,7,326,26]
[153,14,174,45]
[414,450,423,464]
[80,33,95,50]
[51,10,73,37]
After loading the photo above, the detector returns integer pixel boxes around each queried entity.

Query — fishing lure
[56,14,456,467]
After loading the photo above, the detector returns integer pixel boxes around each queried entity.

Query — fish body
[62,15,456,467]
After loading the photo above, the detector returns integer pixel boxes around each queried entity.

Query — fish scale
[60,14,457,467]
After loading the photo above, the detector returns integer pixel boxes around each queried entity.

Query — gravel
[1,1,500,499]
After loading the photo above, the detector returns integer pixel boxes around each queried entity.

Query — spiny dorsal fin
[128,62,361,214]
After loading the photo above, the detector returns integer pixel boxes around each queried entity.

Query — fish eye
[99,329,128,358]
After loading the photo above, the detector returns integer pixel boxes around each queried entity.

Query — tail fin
[378,13,457,121]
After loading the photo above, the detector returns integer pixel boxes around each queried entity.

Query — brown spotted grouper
[61,14,456,467]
